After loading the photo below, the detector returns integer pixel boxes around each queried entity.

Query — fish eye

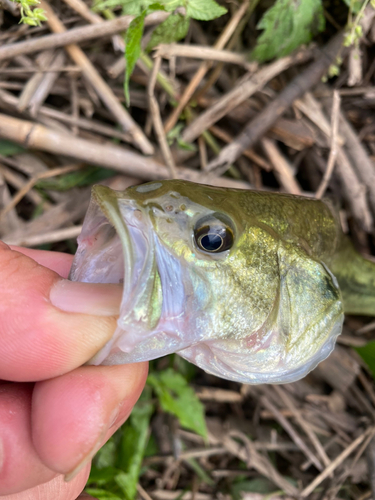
[194,215,234,254]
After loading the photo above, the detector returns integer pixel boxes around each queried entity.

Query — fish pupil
[200,233,223,252]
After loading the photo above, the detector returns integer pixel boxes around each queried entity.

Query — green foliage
[231,478,279,500]
[11,0,47,26]
[87,390,154,500]
[0,140,25,156]
[124,10,147,106]
[252,0,325,62]
[146,13,190,51]
[343,0,373,47]
[94,0,228,105]
[147,367,207,438]
[36,166,115,191]
[184,0,227,20]
[356,341,375,379]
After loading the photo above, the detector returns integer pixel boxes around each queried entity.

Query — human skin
[0,241,148,499]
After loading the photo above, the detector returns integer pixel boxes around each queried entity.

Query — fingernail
[64,429,107,482]
[50,280,123,316]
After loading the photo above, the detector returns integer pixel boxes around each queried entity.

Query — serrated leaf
[124,11,146,106]
[356,341,375,379]
[252,0,325,62]
[146,13,190,51]
[186,0,227,20]
[147,368,207,438]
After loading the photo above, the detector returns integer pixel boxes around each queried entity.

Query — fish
[69,180,375,384]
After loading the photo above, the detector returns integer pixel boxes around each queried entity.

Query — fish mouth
[70,185,192,366]
[69,185,163,363]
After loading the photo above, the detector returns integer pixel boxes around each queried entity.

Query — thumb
[0,242,122,381]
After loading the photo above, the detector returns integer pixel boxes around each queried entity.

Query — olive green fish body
[70,180,374,384]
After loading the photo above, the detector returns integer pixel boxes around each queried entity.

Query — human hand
[0,242,148,499]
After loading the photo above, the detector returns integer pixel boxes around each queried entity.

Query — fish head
[70,180,343,384]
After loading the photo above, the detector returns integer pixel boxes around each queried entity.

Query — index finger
[0,242,122,381]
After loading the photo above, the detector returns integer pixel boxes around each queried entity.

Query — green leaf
[186,0,227,20]
[147,368,207,438]
[356,341,375,379]
[85,488,123,500]
[252,0,325,62]
[340,0,365,14]
[115,391,154,500]
[124,10,146,106]
[146,13,190,51]
[0,140,25,156]
[35,166,115,191]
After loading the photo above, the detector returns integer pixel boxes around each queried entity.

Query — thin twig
[3,225,83,246]
[39,0,154,155]
[316,90,341,198]
[148,55,177,178]
[0,113,250,190]
[273,385,331,468]
[261,138,302,194]
[0,163,84,220]
[0,11,170,62]
[164,0,250,134]
[155,44,255,70]
[300,427,375,497]
[261,396,323,471]
[205,32,345,171]
[182,49,313,144]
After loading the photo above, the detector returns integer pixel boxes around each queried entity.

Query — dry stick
[0,163,84,220]
[295,90,372,231]
[222,430,299,496]
[0,164,46,207]
[0,113,250,190]
[148,56,177,178]
[39,0,153,155]
[337,105,375,216]
[164,0,250,134]
[60,0,124,63]
[0,11,169,62]
[300,426,375,498]
[29,50,66,117]
[0,87,132,142]
[155,43,255,70]
[209,125,271,171]
[4,225,83,246]
[17,50,56,112]
[294,92,344,145]
[182,50,312,145]
[336,137,373,232]
[261,138,302,195]
[261,396,323,471]
[206,32,345,171]
[273,385,331,469]
[316,90,341,199]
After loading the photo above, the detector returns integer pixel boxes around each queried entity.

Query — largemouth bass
[70,180,375,384]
